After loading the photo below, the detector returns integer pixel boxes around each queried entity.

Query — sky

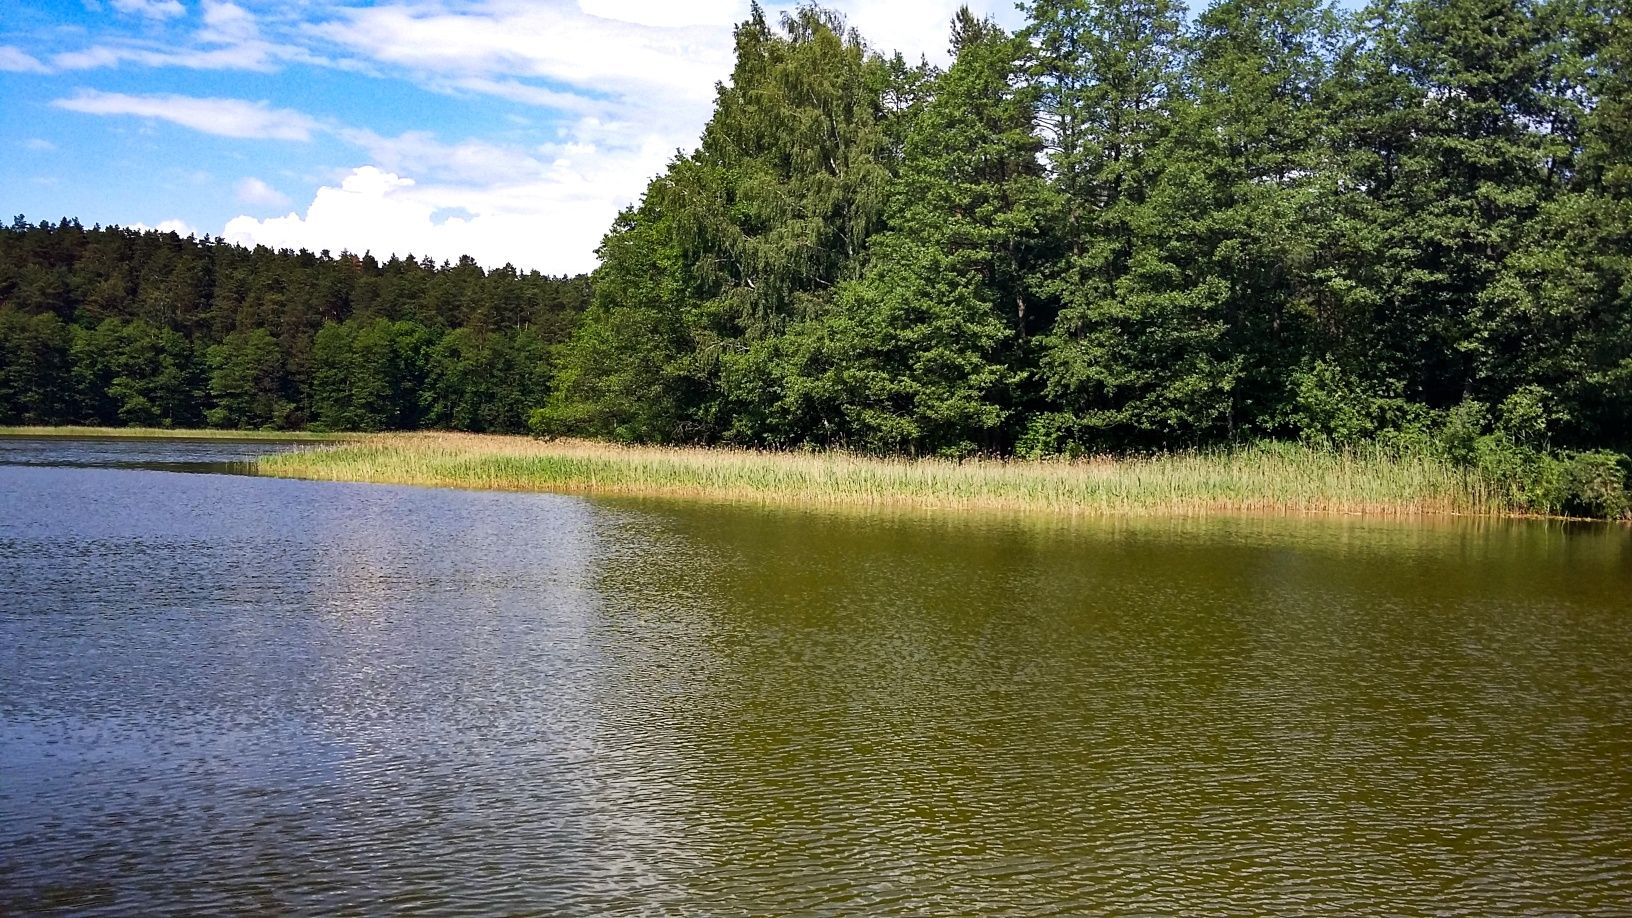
[0,0,1031,275]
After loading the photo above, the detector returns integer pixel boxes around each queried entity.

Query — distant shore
[239,430,1514,518]
[0,425,350,441]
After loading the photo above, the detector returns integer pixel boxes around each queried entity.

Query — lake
[2,436,1630,915]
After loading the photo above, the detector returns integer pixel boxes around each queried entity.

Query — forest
[0,220,588,431]
[545,0,1630,459]
[2,0,1629,504]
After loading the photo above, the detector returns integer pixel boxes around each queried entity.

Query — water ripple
[1,443,1630,915]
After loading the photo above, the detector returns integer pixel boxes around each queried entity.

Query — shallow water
[2,437,1630,914]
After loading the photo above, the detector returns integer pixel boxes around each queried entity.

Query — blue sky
[4,0,1323,275]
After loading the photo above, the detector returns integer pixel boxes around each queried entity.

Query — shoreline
[0,425,351,441]
[6,425,1615,521]
[247,430,1517,519]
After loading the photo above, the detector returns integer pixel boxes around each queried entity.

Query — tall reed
[254,432,1506,517]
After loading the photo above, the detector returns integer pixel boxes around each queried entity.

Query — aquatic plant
[254,432,1528,518]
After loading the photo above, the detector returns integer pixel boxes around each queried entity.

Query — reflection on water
[0,434,319,472]
[1,438,1630,914]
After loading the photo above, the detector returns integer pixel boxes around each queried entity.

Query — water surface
[2,437,1629,914]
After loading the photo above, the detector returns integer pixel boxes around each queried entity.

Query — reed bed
[0,425,347,440]
[253,432,1507,517]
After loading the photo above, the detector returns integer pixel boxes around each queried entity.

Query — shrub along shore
[248,431,1613,519]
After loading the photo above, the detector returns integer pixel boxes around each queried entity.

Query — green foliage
[1290,361,1384,446]
[1184,0,1341,431]
[740,14,1044,456]
[0,220,588,433]
[761,234,1016,456]
[1286,359,1440,452]
[1324,0,1574,407]
[1028,0,1243,449]
[1465,435,1631,519]
[0,308,73,424]
[535,201,696,442]
[206,329,291,429]
[1439,399,1490,466]
[311,318,434,431]
[1015,411,1084,459]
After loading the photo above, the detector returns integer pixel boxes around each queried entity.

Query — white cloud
[576,0,747,29]
[225,155,635,274]
[23,138,58,151]
[0,45,49,73]
[308,3,731,111]
[279,0,1017,273]
[110,0,186,19]
[842,1,1025,62]
[39,0,1021,273]
[130,218,201,236]
[52,89,320,140]
[234,176,292,207]
[50,2,314,73]
[51,43,289,72]
[199,0,258,45]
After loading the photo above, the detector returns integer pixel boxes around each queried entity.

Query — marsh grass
[254,432,1510,517]
[0,425,349,441]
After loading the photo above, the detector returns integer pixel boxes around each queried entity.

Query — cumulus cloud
[234,176,292,207]
[129,218,201,236]
[221,137,649,271]
[52,89,321,140]
[336,129,551,185]
[843,0,1025,62]
[307,2,732,122]
[225,166,618,273]
[199,0,260,45]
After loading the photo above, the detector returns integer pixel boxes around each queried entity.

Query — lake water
[2,436,1630,915]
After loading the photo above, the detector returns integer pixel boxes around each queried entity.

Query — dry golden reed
[252,431,1505,517]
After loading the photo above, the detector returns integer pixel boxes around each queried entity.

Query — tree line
[0,219,588,431]
[2,0,1628,511]
[541,0,1629,474]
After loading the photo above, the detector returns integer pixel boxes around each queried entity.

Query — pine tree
[1026,0,1240,449]
[1183,0,1340,433]
[1327,0,1570,408]
[765,12,1052,454]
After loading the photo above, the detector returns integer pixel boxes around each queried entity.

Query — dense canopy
[0,220,587,432]
[544,0,1630,464]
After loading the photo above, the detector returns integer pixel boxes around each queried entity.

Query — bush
[1559,451,1630,519]
[1467,433,1631,518]
[1016,412,1082,459]
[1439,399,1490,466]
[1289,361,1376,446]
[1497,385,1553,446]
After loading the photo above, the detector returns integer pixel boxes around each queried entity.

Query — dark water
[2,438,1630,915]
[0,434,320,471]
